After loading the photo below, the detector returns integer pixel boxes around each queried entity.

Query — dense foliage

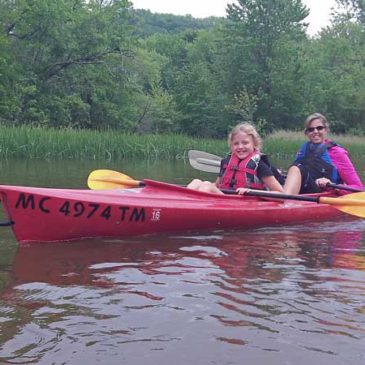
[1,0,365,137]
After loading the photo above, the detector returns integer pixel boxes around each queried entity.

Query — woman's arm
[329,146,363,189]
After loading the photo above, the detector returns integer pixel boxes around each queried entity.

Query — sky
[131,0,338,36]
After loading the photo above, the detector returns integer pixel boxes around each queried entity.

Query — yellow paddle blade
[87,169,141,190]
[320,192,365,218]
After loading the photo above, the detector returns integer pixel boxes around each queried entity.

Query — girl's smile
[230,131,256,159]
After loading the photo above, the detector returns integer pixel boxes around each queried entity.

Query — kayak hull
[0,179,345,244]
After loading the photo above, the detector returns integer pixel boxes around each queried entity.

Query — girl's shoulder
[221,154,232,165]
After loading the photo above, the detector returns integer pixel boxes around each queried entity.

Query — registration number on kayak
[14,193,153,223]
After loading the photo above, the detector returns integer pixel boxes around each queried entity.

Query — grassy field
[0,125,364,160]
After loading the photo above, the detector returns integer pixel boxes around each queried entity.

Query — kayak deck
[0,179,344,244]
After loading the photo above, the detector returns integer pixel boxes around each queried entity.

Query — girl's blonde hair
[304,113,330,132]
[228,122,262,152]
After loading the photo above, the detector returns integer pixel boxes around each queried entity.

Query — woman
[283,113,363,195]
[187,122,284,195]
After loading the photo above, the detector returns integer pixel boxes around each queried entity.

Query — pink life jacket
[218,152,265,190]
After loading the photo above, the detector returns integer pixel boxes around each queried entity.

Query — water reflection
[1,221,365,364]
[0,157,202,188]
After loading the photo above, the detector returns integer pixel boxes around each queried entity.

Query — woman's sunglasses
[306,126,325,133]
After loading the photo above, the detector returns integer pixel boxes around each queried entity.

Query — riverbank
[0,125,364,160]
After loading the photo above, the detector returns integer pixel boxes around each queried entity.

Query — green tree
[218,0,309,130]
[0,31,15,121]
[336,0,365,23]
[123,46,179,133]
[130,9,223,37]
[171,30,230,137]
[300,18,365,133]
[0,0,135,128]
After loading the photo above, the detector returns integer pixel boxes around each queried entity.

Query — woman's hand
[315,177,331,188]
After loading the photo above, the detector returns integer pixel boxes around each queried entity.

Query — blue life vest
[294,142,340,182]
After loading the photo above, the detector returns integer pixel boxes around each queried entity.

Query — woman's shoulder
[295,141,313,159]
[297,141,308,149]
[297,141,309,152]
[326,140,348,155]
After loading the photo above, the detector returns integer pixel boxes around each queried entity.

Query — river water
[1,157,365,365]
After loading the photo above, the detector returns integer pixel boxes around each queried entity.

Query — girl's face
[230,131,256,159]
[305,118,328,144]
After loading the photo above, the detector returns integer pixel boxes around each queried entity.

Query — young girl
[187,122,284,194]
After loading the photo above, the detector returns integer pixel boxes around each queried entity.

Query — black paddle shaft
[240,189,320,203]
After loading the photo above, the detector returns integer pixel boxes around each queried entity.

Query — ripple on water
[1,222,365,364]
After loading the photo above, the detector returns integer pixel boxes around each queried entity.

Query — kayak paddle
[188,150,221,173]
[87,169,142,190]
[241,190,365,218]
[326,183,364,193]
[87,169,365,218]
[188,150,364,193]
[88,169,189,190]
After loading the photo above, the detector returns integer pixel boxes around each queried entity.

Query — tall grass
[0,125,364,160]
[0,125,227,160]
[265,130,365,157]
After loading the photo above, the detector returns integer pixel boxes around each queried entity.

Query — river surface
[1,157,365,365]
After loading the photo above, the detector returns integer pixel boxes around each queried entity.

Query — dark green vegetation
[1,0,365,138]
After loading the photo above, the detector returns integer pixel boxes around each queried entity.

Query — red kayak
[0,179,346,244]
